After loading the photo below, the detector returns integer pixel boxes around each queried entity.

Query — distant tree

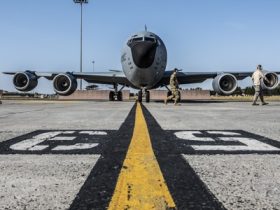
[244,86,254,95]
[243,85,280,96]
[210,90,216,96]
[233,86,243,95]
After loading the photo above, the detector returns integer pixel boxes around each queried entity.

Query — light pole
[92,60,95,72]
[73,0,88,90]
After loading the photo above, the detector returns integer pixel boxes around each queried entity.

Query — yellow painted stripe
[108,103,176,210]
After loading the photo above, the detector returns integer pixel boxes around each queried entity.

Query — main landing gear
[137,89,150,103]
[109,84,124,101]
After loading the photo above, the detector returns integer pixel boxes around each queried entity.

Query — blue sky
[1,0,280,93]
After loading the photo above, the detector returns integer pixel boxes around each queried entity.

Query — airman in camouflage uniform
[252,64,269,106]
[164,68,180,105]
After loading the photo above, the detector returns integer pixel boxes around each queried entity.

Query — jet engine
[261,72,279,90]
[13,71,38,91]
[53,73,77,96]
[212,73,237,95]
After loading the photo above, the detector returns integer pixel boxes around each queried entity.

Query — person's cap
[173,68,179,72]
[257,64,262,69]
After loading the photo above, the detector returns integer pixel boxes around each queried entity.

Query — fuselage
[121,31,167,89]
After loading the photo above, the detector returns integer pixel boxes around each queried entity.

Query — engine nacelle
[212,73,237,95]
[13,72,38,91]
[53,73,77,96]
[261,72,279,90]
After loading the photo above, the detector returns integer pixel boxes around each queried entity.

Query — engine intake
[212,73,237,95]
[53,73,77,96]
[261,72,279,90]
[13,72,38,91]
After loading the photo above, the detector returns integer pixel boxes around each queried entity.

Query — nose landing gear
[145,90,150,103]
[137,89,150,103]
[137,90,142,102]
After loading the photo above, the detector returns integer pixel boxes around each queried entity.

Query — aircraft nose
[129,41,157,68]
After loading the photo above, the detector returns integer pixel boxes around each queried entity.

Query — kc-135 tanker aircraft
[3,30,280,102]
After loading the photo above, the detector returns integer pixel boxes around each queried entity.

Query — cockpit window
[127,36,158,47]
[144,37,156,42]
[127,37,143,45]
[132,37,143,42]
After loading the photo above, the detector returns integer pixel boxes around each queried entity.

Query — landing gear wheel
[138,90,142,102]
[109,91,115,101]
[167,91,172,97]
[117,91,122,101]
[178,91,181,102]
[145,91,150,103]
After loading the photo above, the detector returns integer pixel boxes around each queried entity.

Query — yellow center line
[108,102,176,210]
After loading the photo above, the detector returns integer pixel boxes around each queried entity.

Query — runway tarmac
[0,100,279,209]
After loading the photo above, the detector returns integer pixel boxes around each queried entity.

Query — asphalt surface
[0,100,279,210]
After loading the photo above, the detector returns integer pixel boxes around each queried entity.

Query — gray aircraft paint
[121,31,167,89]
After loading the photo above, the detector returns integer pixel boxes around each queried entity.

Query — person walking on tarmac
[164,68,180,105]
[252,64,269,106]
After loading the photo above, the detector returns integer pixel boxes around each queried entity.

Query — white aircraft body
[3,30,280,102]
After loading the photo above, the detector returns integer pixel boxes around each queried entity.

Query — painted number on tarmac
[9,131,106,151]
[1,130,280,155]
[174,131,280,152]
[3,130,108,153]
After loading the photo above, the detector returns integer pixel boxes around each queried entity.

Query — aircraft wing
[157,70,280,86]
[72,71,132,86]
[3,70,133,87]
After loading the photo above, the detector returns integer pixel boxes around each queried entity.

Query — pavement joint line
[108,102,176,210]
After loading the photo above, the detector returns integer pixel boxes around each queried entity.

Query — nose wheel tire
[109,91,115,101]
[117,91,123,101]
[138,90,142,102]
[145,91,150,103]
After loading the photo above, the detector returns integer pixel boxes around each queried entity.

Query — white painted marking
[192,137,280,151]
[174,131,214,142]
[206,131,242,136]
[175,130,279,152]
[10,132,62,151]
[50,136,76,141]
[79,131,107,135]
[62,131,75,134]
[28,145,49,151]
[52,143,99,151]
[10,130,104,151]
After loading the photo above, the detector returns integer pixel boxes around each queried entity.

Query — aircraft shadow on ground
[153,100,228,104]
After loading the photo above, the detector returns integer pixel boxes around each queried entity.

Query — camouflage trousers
[166,89,180,103]
[253,85,265,103]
